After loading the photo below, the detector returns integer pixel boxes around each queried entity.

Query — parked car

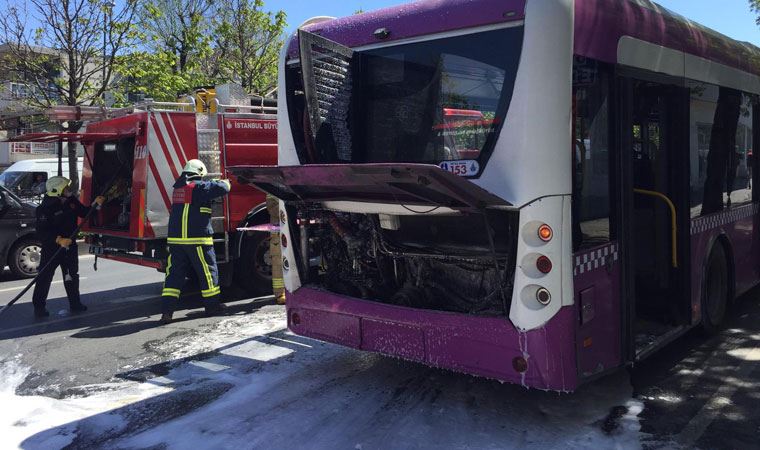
[0,158,83,204]
[0,184,40,278]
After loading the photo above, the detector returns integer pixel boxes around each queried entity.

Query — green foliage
[116,0,214,99]
[751,0,760,24]
[118,0,286,99]
[212,0,286,95]
[116,52,199,102]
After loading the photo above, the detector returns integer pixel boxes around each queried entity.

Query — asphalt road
[631,289,760,449]
[0,253,273,395]
[1,255,759,448]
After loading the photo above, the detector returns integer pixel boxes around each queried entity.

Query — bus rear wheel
[701,243,729,335]
[235,232,273,297]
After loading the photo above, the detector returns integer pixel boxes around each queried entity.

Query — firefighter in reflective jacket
[160,159,231,324]
[32,176,105,318]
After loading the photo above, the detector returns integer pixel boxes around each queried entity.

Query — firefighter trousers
[266,194,285,304]
[161,244,221,314]
[32,243,82,311]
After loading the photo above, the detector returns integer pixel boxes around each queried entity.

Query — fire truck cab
[75,85,277,295]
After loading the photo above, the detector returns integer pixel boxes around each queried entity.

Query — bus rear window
[288,26,524,172]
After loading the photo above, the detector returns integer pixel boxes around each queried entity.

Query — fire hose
[0,163,126,319]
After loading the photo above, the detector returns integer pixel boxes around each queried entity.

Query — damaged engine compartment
[292,206,518,316]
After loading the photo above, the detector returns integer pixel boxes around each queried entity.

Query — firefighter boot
[204,299,227,317]
[160,312,174,325]
[70,302,88,313]
[159,294,179,325]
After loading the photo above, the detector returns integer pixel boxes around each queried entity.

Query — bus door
[621,77,691,360]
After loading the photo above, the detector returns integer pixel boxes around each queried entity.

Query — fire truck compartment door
[229,164,512,212]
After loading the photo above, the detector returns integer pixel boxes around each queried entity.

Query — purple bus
[231,0,760,391]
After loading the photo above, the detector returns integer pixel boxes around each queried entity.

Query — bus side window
[572,57,612,251]
[688,82,755,215]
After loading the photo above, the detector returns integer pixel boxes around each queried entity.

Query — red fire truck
[20,87,278,295]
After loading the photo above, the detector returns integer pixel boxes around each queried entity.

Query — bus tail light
[512,356,528,373]
[537,224,553,242]
[536,256,552,274]
[536,288,551,305]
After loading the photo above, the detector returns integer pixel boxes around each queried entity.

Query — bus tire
[701,243,729,335]
[8,237,41,278]
[234,232,273,297]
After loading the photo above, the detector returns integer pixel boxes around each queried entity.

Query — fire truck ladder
[196,113,230,263]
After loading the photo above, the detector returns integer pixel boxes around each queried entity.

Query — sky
[264,0,760,45]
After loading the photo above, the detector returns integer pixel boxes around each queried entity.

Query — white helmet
[183,159,207,178]
[45,176,71,197]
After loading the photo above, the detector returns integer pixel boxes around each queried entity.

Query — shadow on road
[13,291,760,448]
[0,277,273,340]
[69,301,271,339]
[630,288,760,449]
[16,323,639,450]
[0,268,34,283]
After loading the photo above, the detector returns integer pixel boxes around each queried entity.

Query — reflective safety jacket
[167,174,231,245]
[36,195,90,247]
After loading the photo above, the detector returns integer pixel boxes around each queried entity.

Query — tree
[213,0,286,95]
[751,0,760,24]
[142,0,212,74]
[118,50,203,102]
[0,0,139,187]
[123,0,286,100]
[122,0,215,100]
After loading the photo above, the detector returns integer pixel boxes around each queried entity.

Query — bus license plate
[439,160,479,177]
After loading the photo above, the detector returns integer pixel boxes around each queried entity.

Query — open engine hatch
[229,163,512,212]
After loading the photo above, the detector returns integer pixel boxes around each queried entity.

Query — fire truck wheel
[701,243,729,335]
[8,238,42,278]
[236,233,273,296]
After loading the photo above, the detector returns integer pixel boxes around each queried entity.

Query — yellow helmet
[183,159,207,178]
[45,176,71,197]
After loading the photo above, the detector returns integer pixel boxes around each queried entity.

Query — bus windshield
[291,26,523,169]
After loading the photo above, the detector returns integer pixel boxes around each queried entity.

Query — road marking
[266,335,313,348]
[148,376,175,386]
[675,345,760,447]
[188,360,230,372]
[0,277,89,292]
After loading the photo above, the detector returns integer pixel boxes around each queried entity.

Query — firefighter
[160,159,231,324]
[31,176,105,318]
[266,194,286,304]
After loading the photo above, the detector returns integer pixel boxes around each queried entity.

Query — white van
[0,158,84,203]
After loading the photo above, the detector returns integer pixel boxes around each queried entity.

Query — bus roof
[287,0,526,59]
[576,0,760,78]
[289,0,760,79]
